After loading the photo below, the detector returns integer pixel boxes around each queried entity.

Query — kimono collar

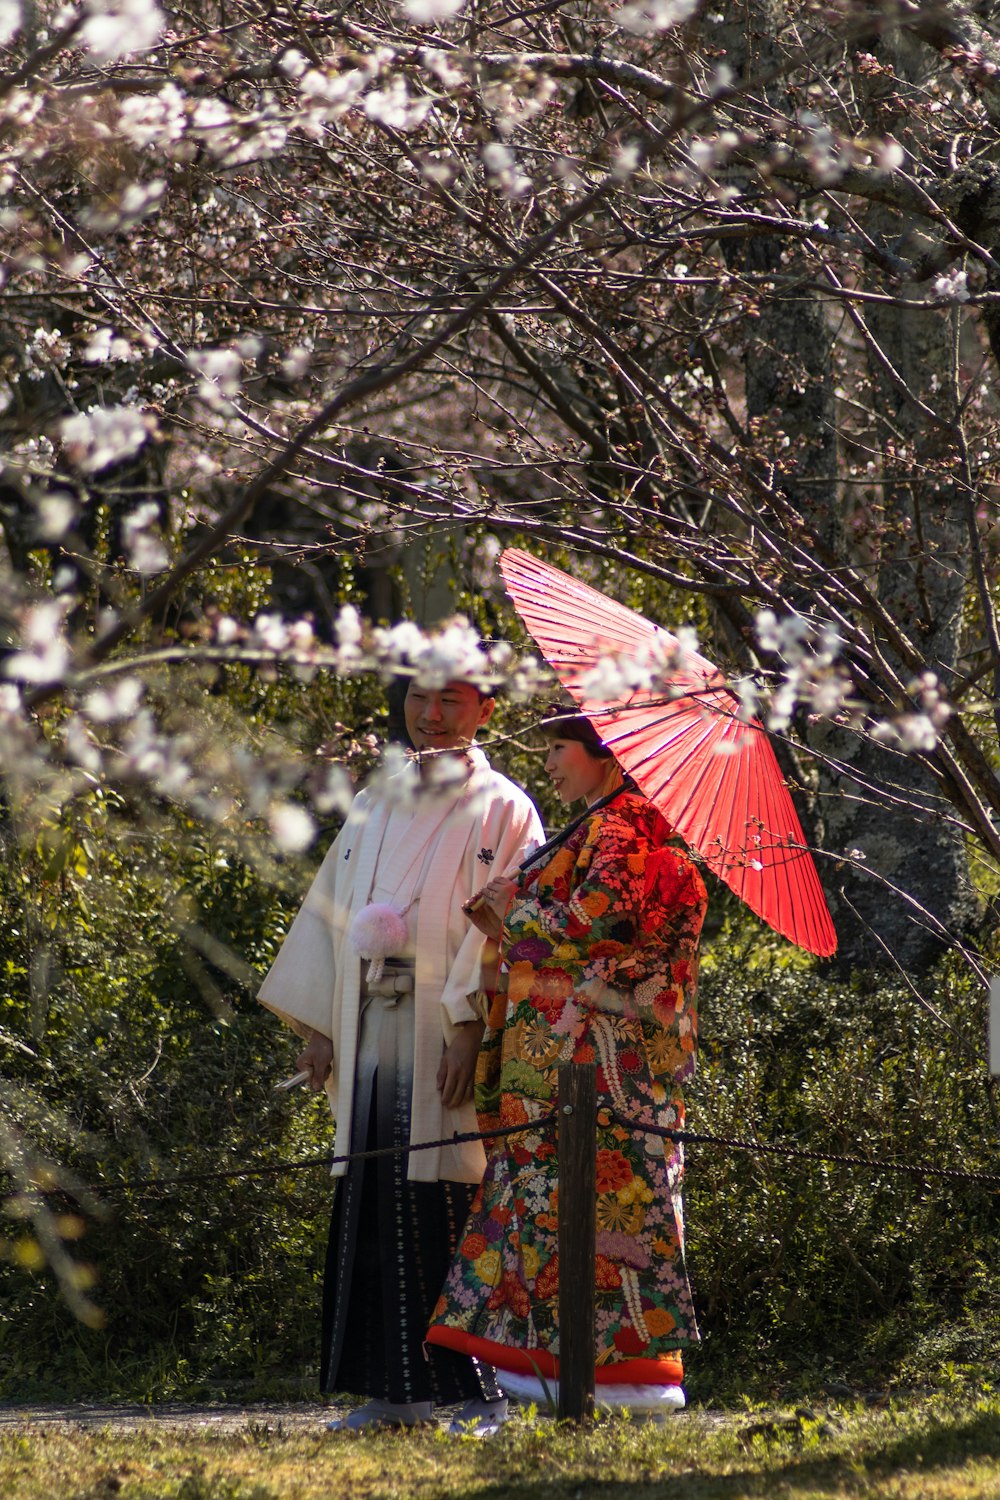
[370,742,491,810]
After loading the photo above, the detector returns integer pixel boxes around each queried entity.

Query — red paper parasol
[500,548,836,957]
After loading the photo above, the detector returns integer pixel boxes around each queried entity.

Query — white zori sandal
[497,1371,685,1419]
[326,1399,434,1432]
[447,1398,510,1437]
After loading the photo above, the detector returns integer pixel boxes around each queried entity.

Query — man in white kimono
[258,678,542,1432]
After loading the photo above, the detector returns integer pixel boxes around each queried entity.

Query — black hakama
[319,982,497,1405]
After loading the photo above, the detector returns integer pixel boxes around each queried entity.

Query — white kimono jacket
[258,746,542,1183]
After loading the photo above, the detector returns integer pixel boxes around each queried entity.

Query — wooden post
[557,1060,596,1423]
[990,977,1000,1076]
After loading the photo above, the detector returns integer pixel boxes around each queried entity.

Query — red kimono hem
[425,1326,683,1386]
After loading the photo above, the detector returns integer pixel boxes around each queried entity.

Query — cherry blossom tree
[1,0,998,966]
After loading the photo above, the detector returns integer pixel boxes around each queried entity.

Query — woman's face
[543,737,609,805]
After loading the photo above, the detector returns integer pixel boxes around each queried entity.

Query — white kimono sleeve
[438,789,543,1025]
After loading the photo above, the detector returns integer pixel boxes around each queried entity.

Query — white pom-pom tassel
[348,903,409,982]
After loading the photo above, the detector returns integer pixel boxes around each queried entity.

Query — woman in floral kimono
[426,712,708,1419]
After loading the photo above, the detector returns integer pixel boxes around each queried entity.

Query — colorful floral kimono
[426,791,707,1405]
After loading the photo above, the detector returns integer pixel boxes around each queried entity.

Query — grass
[3,1394,1000,1499]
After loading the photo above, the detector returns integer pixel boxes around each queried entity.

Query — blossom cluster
[614,0,698,35]
[932,268,971,303]
[752,608,852,732]
[870,673,952,753]
[0,589,964,859]
[118,84,289,165]
[578,628,703,702]
[59,406,150,474]
[368,615,513,688]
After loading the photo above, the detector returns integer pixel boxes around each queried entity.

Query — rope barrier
[605,1109,1000,1186]
[46,1114,559,1200]
[9,1097,1000,1202]
[24,1117,1000,1200]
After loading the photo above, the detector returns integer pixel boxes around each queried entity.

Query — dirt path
[0,1402,348,1434]
[0,1400,730,1434]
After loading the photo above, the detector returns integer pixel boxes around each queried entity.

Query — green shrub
[686,934,1000,1398]
[0,813,335,1398]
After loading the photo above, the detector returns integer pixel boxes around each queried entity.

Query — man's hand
[436,1020,485,1109]
[295,1029,334,1092]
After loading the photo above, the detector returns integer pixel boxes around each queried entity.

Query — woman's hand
[295,1029,334,1092]
[463,875,518,940]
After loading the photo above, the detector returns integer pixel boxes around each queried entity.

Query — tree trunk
[732,3,976,968]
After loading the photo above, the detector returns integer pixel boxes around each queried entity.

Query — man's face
[403,680,495,754]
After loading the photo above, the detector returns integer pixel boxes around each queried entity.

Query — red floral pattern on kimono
[427,791,707,1373]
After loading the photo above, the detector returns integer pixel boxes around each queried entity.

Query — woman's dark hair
[539,707,614,759]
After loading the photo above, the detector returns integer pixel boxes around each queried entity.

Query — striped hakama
[320,971,498,1404]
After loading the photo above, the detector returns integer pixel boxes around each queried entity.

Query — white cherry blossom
[269,802,317,852]
[3,602,72,685]
[118,85,187,149]
[614,0,697,35]
[85,676,145,723]
[80,0,164,63]
[122,503,169,575]
[253,614,292,652]
[0,0,21,43]
[60,405,148,473]
[932,268,971,303]
[36,493,77,541]
[403,0,465,20]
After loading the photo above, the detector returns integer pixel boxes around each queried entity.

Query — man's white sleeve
[438,791,543,1025]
